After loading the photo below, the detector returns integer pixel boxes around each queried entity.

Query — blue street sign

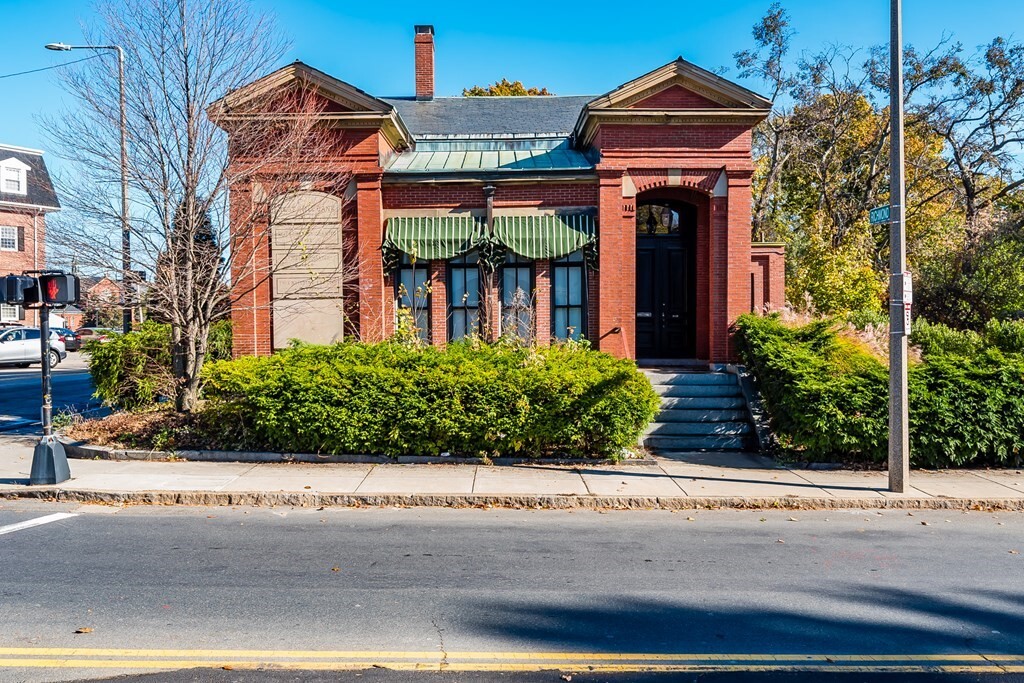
[870,205,891,225]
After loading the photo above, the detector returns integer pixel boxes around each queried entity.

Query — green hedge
[200,341,660,458]
[735,314,1024,467]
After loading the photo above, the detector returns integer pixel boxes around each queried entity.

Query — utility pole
[888,0,910,492]
[116,45,131,335]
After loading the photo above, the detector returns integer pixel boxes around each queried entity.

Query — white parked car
[0,327,67,368]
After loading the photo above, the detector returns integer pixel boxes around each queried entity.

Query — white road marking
[0,512,78,537]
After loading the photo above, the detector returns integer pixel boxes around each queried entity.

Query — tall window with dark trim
[501,253,533,339]
[448,251,480,341]
[552,250,586,340]
[396,253,430,342]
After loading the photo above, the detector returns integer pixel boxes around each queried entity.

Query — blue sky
[1,0,1021,156]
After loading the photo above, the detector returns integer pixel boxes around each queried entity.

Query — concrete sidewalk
[1,435,1022,509]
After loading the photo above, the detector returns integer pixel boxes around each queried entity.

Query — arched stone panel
[269,190,347,349]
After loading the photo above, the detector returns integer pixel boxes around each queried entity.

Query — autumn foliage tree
[463,79,553,96]
[738,4,1024,324]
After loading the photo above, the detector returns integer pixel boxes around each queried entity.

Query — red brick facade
[220,32,784,363]
[0,208,47,326]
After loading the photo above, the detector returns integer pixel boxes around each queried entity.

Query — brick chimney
[414,25,434,101]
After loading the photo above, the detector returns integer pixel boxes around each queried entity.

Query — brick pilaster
[429,260,447,347]
[725,171,753,360]
[355,173,389,342]
[596,171,634,358]
[534,259,551,346]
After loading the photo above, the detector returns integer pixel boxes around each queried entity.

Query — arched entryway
[635,197,699,359]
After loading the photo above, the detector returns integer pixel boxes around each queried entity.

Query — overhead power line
[0,55,102,81]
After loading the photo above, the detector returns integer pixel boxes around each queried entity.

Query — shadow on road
[463,584,1024,655]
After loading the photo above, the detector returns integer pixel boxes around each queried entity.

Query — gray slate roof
[382,96,594,138]
[0,145,60,211]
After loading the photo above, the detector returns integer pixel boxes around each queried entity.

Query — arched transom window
[636,203,682,235]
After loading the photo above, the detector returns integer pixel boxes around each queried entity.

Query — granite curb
[60,440,659,467]
[3,487,1023,511]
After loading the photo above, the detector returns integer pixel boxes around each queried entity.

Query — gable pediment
[573,58,772,146]
[587,58,772,111]
[216,62,393,113]
[1,157,31,171]
[211,61,412,152]
[627,82,726,109]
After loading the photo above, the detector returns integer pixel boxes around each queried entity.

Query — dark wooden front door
[636,232,697,359]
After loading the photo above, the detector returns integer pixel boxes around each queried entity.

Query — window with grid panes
[500,253,533,340]
[447,251,480,341]
[396,253,430,342]
[0,226,16,251]
[552,250,586,340]
[3,168,22,193]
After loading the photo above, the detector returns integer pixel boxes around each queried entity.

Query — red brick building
[0,144,60,327]
[220,27,784,362]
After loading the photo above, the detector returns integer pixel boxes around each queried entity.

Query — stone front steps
[642,368,756,454]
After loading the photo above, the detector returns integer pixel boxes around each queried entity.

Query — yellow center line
[0,659,1018,673]
[0,648,1020,662]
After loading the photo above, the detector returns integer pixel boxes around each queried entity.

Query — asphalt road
[0,503,1022,682]
[0,354,95,430]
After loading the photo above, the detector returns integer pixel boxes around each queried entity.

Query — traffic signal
[0,275,38,304]
[38,273,80,305]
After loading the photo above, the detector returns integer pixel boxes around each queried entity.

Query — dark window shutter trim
[18,306,26,321]
[17,226,25,252]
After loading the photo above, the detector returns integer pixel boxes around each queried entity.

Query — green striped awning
[382,215,486,261]
[491,214,596,260]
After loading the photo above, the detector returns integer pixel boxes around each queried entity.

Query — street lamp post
[45,42,131,334]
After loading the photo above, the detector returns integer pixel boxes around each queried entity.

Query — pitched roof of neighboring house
[0,144,60,211]
[77,275,120,293]
[381,96,595,138]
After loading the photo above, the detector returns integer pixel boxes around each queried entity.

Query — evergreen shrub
[201,341,660,458]
[735,314,1024,467]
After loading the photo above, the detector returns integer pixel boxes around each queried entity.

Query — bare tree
[912,36,1024,241]
[46,0,355,411]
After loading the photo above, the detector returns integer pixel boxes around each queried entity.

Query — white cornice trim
[214,62,392,114]
[0,144,45,155]
[0,200,59,212]
[576,108,769,147]
[586,59,773,111]
[1,157,32,170]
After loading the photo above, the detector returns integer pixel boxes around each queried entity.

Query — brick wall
[751,243,786,314]
[414,27,434,100]
[228,125,380,357]
[594,125,753,168]
[534,259,551,346]
[0,208,47,326]
[630,85,725,109]
[595,171,633,358]
[428,259,447,346]
[382,182,599,209]
[225,82,767,363]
